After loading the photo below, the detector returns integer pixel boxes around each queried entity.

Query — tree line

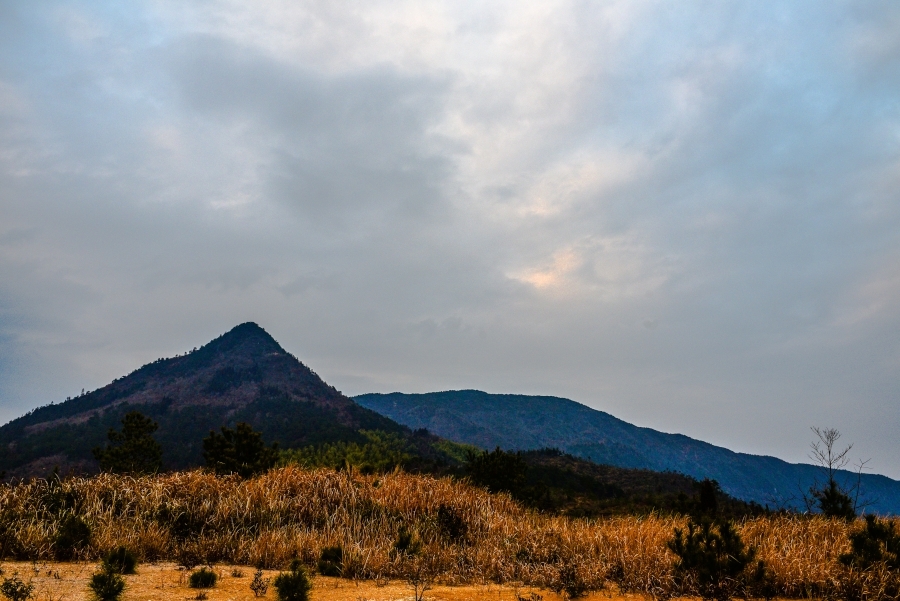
[93,410,874,522]
[93,410,279,478]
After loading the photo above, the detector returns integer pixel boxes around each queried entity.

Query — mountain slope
[355,390,900,515]
[0,323,403,476]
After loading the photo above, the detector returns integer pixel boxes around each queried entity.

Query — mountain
[0,324,774,518]
[0,323,404,477]
[355,390,900,515]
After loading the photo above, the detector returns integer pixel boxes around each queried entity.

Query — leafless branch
[809,427,852,482]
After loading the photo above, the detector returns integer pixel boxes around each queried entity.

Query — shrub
[553,563,588,599]
[0,574,34,601]
[55,514,91,560]
[436,504,468,543]
[746,560,777,601]
[189,568,218,589]
[840,514,900,571]
[667,518,755,601]
[0,512,22,559]
[42,470,76,515]
[88,569,125,601]
[392,526,422,558]
[250,568,269,597]
[231,568,245,578]
[273,560,312,601]
[102,546,138,575]
[317,546,343,577]
[837,515,900,600]
[176,543,204,570]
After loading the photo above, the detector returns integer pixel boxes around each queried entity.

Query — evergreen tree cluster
[202,422,279,478]
[92,411,162,475]
[280,430,412,473]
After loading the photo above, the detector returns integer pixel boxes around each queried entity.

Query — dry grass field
[0,467,896,599]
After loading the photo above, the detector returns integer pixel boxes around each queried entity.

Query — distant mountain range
[4,323,897,516]
[355,390,900,515]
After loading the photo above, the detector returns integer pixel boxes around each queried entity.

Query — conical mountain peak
[0,324,402,477]
[194,322,285,362]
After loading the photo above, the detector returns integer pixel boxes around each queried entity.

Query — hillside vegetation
[356,390,900,514]
[0,467,895,599]
[0,323,409,477]
[280,434,765,518]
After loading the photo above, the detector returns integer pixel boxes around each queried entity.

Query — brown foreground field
[0,467,896,599]
[0,561,606,601]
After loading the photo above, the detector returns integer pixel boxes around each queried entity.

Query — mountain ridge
[354,389,900,515]
[0,322,402,476]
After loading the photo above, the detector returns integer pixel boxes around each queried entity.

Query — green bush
[840,514,900,570]
[250,568,269,597]
[667,518,755,601]
[392,526,422,558]
[273,560,312,601]
[55,514,91,560]
[88,569,125,601]
[0,574,34,601]
[188,568,218,589]
[436,504,468,543]
[102,546,138,575]
[317,546,343,577]
[553,563,587,599]
[747,560,777,601]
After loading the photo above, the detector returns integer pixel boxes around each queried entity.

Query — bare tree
[804,427,870,520]
[809,427,852,481]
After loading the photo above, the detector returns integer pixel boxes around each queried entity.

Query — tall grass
[0,467,894,598]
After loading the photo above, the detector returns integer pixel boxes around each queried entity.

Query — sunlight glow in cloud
[1,0,899,476]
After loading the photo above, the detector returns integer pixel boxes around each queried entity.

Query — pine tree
[840,514,900,571]
[697,479,720,516]
[812,479,856,521]
[806,428,860,521]
[668,518,755,601]
[203,422,279,478]
[92,411,162,475]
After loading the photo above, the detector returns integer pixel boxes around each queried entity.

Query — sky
[1,1,899,477]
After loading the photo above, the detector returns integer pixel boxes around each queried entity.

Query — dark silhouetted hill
[0,323,403,476]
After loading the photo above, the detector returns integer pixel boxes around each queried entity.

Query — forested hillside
[356,390,900,514]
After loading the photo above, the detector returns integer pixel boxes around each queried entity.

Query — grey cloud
[1,1,899,478]
[164,36,454,227]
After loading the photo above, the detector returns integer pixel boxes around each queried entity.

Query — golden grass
[0,467,895,599]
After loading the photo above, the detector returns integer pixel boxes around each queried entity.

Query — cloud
[1,1,900,478]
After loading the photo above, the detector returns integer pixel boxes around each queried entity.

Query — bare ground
[0,562,644,601]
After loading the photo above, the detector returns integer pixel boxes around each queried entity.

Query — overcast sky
[2,1,899,477]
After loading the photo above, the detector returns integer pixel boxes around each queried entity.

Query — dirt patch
[0,562,637,601]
